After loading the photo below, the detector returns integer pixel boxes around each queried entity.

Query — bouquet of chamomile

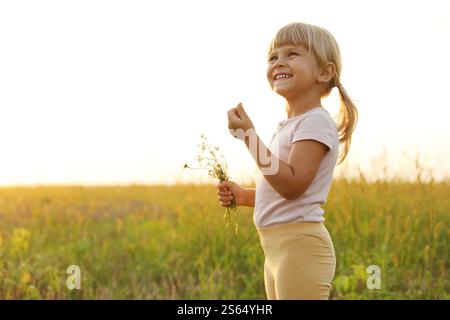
[183,134,239,235]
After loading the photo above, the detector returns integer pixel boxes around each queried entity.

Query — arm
[242,187,255,207]
[243,133,328,200]
[227,103,328,200]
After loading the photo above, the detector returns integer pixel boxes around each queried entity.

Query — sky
[1,0,449,186]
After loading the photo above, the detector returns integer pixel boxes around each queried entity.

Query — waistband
[256,222,325,237]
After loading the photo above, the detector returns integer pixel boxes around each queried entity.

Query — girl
[217,22,358,300]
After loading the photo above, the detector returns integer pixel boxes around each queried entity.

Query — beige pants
[257,222,336,300]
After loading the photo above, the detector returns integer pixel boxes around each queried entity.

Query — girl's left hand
[227,102,255,138]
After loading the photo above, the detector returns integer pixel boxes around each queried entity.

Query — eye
[268,52,298,62]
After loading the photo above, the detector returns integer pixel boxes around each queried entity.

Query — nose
[273,56,287,69]
[270,60,287,80]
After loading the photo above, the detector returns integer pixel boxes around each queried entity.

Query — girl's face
[266,44,321,98]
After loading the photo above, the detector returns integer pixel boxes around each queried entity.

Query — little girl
[217,22,358,300]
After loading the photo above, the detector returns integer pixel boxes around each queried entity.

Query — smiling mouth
[274,77,292,83]
[274,73,293,80]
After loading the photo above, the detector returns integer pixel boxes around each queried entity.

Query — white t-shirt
[254,106,339,228]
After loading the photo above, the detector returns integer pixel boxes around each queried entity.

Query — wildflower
[183,133,239,234]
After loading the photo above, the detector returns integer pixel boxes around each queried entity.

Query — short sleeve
[292,113,335,152]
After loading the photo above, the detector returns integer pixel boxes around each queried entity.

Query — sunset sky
[1,0,449,185]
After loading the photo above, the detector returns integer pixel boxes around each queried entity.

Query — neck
[284,90,323,118]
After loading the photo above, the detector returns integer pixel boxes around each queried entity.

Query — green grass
[0,179,448,299]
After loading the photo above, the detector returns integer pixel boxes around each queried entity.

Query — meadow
[0,176,448,299]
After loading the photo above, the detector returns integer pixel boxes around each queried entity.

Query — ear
[317,62,336,84]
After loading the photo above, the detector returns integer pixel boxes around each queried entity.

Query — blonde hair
[268,22,358,165]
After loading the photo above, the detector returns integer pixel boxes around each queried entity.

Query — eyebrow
[269,46,303,55]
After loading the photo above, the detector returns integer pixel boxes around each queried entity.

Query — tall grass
[0,176,448,299]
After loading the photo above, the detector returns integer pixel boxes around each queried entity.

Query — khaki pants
[257,222,336,300]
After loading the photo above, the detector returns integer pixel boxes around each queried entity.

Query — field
[0,178,448,299]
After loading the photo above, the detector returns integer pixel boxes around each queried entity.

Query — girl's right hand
[216,180,245,207]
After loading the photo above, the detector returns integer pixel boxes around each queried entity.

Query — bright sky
[1,0,449,186]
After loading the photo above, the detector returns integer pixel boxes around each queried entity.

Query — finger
[233,107,242,120]
[237,103,247,117]
[220,192,232,197]
[221,183,229,190]
[219,196,234,202]
[227,109,240,121]
[228,115,241,127]
[228,107,243,121]
[218,182,230,191]
[218,180,229,187]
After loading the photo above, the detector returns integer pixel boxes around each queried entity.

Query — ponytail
[335,83,358,165]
